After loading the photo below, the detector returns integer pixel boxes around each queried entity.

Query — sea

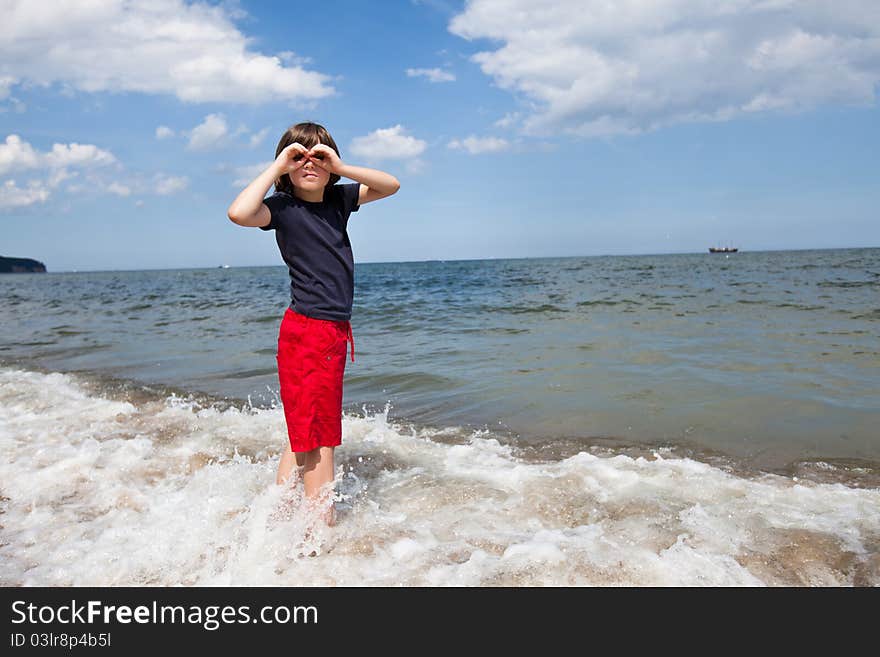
[1,247,878,585]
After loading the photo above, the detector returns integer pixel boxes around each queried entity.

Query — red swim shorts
[276,307,355,453]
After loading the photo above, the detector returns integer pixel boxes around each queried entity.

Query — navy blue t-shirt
[260,183,360,321]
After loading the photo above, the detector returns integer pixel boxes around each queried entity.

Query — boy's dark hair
[274,121,341,195]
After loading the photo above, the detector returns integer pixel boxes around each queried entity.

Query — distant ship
[708,246,738,253]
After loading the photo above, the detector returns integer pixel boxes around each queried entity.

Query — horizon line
[10,244,878,274]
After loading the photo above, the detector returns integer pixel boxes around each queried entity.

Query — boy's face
[293,144,331,190]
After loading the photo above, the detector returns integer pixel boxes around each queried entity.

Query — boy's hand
[306,144,342,174]
[274,142,310,176]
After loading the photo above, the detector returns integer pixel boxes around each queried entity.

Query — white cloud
[349,125,427,163]
[0,97,26,114]
[154,174,189,195]
[0,134,41,174]
[406,67,456,82]
[0,76,17,100]
[156,126,174,140]
[494,112,521,129]
[187,114,229,151]
[47,168,76,189]
[45,141,117,169]
[0,179,49,210]
[0,0,334,104]
[107,182,131,197]
[405,159,427,175]
[231,162,273,188]
[248,127,271,148]
[0,77,26,113]
[448,0,880,137]
[0,134,119,211]
[0,135,117,175]
[448,135,510,154]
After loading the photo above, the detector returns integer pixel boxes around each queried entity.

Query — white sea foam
[0,367,877,586]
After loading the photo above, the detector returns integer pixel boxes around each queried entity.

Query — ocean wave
[0,367,877,586]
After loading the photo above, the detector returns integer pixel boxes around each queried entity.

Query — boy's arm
[337,164,400,206]
[227,142,309,227]
[227,163,278,227]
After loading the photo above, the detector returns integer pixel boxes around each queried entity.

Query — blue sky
[1,0,878,272]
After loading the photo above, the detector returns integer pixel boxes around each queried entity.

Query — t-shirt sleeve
[259,192,287,231]
[339,182,361,217]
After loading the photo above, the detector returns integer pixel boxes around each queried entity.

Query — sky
[1,0,878,272]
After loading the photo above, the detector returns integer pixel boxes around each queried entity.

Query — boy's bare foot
[322,503,336,527]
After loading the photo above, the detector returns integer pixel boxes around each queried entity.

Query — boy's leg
[301,446,336,526]
[276,441,306,485]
